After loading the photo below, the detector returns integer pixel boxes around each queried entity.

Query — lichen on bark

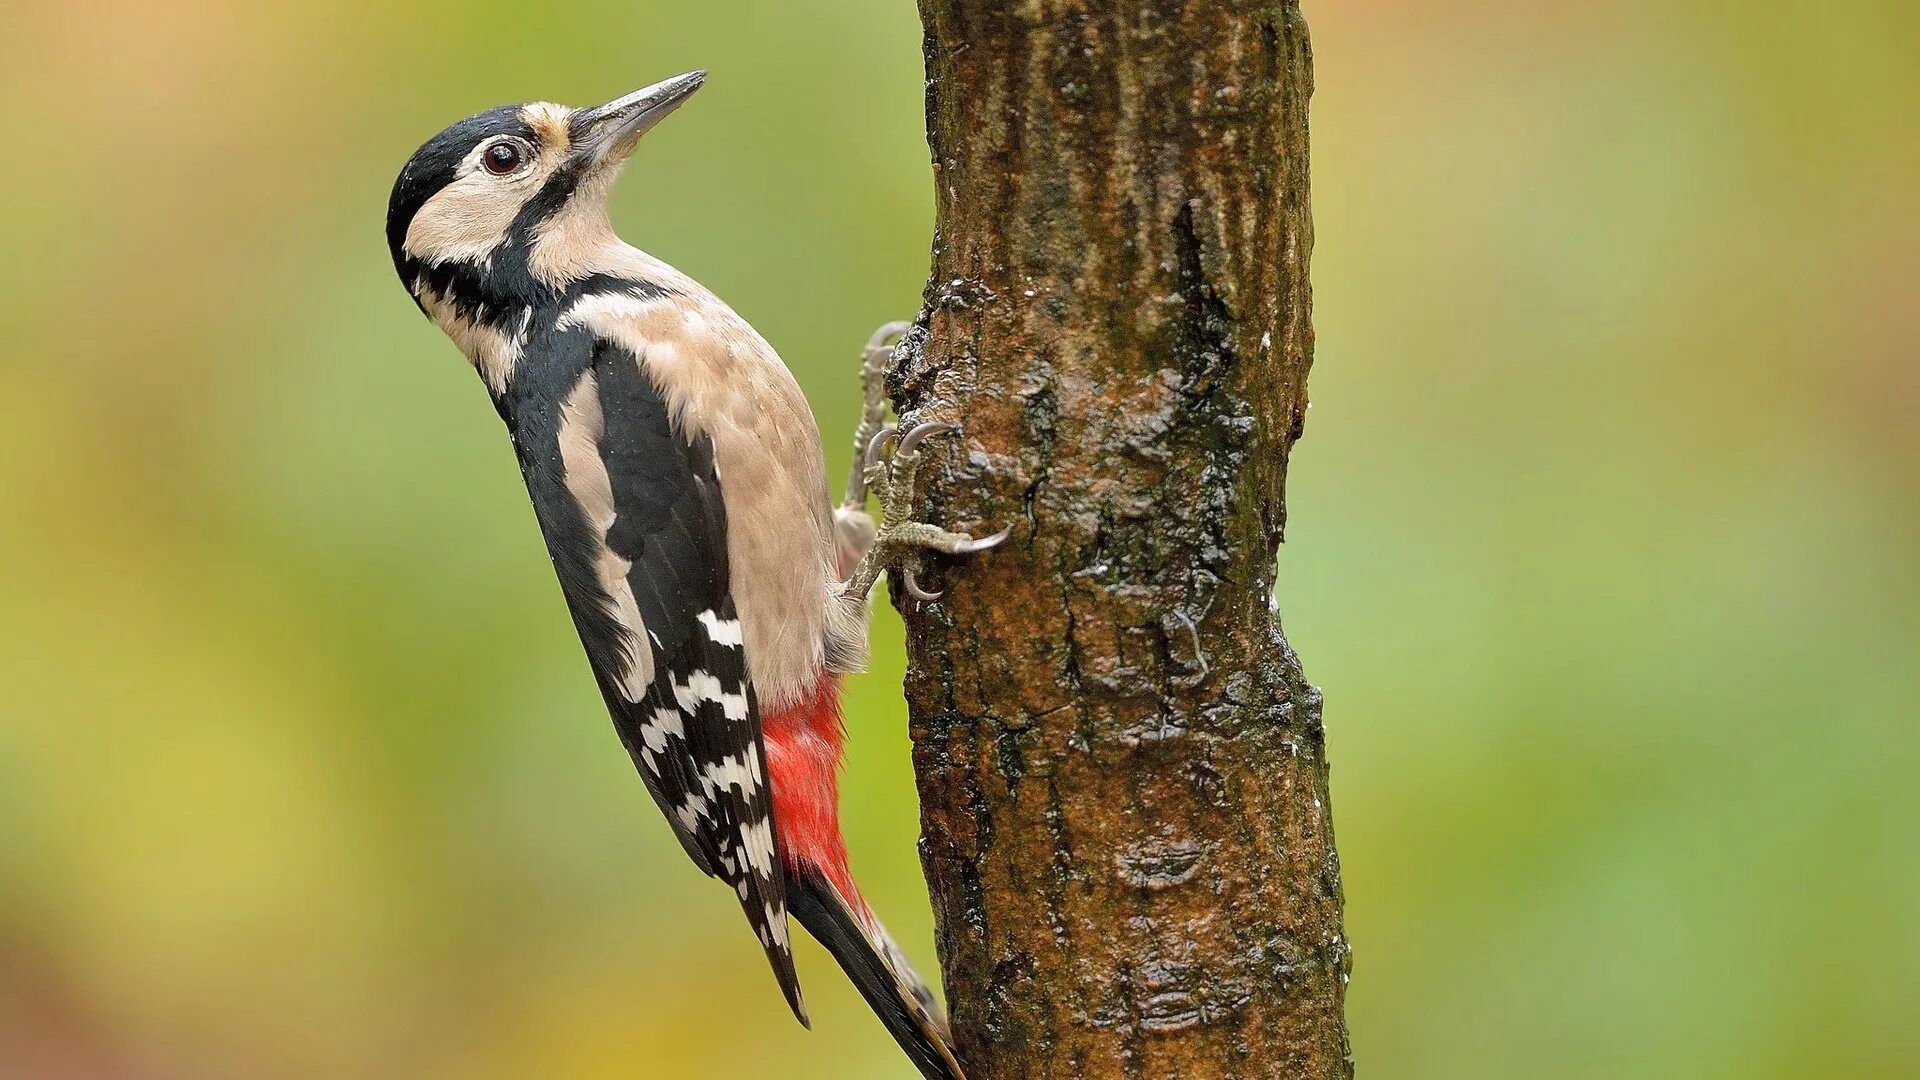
[892,2,1347,1077]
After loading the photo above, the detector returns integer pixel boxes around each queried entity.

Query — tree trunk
[888,2,1347,1077]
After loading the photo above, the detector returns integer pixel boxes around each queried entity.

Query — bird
[384,71,1007,1080]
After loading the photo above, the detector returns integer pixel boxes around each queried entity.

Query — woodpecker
[385,71,1004,1079]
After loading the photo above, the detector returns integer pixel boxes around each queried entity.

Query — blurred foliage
[1,1,1915,1077]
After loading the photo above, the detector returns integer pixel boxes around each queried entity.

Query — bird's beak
[574,70,707,166]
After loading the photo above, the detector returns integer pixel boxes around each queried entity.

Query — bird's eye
[482,141,525,175]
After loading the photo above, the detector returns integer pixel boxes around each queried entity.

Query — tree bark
[889,2,1347,1077]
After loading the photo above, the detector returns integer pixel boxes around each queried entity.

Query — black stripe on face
[419,165,593,326]
[392,103,670,339]
[507,161,588,247]
[389,103,624,325]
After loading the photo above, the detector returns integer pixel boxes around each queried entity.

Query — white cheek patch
[404,134,566,267]
[403,169,525,265]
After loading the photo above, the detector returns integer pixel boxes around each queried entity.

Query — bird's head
[385,71,705,315]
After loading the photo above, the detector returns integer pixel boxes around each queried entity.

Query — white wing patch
[641,706,684,754]
[698,745,764,798]
[557,368,653,699]
[672,672,750,722]
[697,610,744,647]
[739,813,778,872]
[674,796,709,837]
[557,289,664,333]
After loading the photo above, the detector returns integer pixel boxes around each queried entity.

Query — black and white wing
[511,328,803,1021]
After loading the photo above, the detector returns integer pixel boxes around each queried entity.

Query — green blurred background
[2,1,1915,1076]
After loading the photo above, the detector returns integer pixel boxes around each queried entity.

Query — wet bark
[888,2,1348,1077]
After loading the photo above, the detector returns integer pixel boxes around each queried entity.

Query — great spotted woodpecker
[384,72,1005,1079]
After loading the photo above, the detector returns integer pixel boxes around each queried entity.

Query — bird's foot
[842,321,911,509]
[842,420,1011,603]
[833,322,913,577]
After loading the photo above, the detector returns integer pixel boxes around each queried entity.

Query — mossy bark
[889,2,1347,1077]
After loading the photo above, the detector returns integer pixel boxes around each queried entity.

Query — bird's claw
[865,321,913,354]
[896,520,1013,601]
[861,420,962,505]
[843,324,914,510]
[864,419,955,470]
[949,524,1013,555]
[901,565,944,602]
[864,424,898,472]
[895,420,955,458]
[844,420,1010,604]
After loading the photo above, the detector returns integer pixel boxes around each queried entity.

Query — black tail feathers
[788,864,966,1080]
